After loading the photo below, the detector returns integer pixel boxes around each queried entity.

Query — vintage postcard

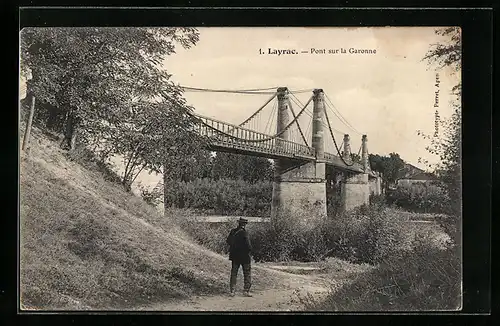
[19,26,462,312]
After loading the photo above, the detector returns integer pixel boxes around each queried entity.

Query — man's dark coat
[226,227,252,264]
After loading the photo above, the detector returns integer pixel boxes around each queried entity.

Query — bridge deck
[195,114,375,176]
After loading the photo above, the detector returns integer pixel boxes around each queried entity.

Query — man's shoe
[229,290,236,297]
[243,291,253,297]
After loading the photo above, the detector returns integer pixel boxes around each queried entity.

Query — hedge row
[164,178,273,217]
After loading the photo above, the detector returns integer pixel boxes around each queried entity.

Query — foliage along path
[137,264,335,311]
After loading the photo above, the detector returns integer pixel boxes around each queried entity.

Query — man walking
[226,217,252,297]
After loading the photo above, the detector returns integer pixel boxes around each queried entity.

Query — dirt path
[137,265,334,312]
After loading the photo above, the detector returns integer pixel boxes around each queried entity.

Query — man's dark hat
[238,217,248,223]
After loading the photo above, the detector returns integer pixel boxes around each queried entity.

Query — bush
[176,203,410,265]
[178,205,410,264]
[305,236,461,311]
[322,204,408,264]
[327,194,342,218]
[248,204,334,263]
[252,204,408,264]
[138,183,163,207]
[369,194,386,206]
[387,183,450,214]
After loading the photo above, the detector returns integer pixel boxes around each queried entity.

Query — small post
[22,95,36,152]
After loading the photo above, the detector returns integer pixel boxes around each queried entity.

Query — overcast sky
[163,27,460,170]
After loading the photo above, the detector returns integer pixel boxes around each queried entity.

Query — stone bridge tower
[271,88,327,224]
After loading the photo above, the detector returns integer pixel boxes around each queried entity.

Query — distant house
[396,163,438,187]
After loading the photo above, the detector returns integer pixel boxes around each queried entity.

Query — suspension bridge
[183,86,382,218]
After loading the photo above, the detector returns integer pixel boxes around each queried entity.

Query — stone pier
[271,88,327,223]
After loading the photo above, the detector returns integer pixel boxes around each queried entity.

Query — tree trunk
[46,104,63,131]
[163,166,171,215]
[22,94,36,152]
[61,110,79,151]
[163,164,181,215]
[122,179,132,192]
[70,125,78,150]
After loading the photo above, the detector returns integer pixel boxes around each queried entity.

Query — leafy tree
[113,101,208,191]
[350,153,362,164]
[369,153,406,192]
[422,27,461,73]
[20,27,204,192]
[20,27,199,151]
[421,27,461,245]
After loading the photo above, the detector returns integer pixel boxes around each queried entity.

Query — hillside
[19,127,288,310]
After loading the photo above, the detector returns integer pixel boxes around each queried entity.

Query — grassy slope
[19,128,282,310]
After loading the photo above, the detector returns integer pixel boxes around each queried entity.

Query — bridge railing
[194,114,315,159]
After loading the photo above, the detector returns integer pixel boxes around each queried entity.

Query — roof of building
[397,163,426,179]
[402,171,437,181]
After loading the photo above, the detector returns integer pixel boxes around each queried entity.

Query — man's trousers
[229,261,251,292]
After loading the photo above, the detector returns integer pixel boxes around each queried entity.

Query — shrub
[248,206,332,263]
[369,193,386,206]
[305,235,461,311]
[138,183,163,207]
[322,204,408,264]
[327,194,342,218]
[388,183,450,214]
[250,204,408,264]
[177,203,410,264]
[175,202,410,265]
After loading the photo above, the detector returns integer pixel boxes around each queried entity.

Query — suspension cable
[223,92,276,135]
[324,93,362,135]
[189,95,314,143]
[237,92,277,127]
[305,114,312,140]
[289,88,314,94]
[264,98,277,134]
[289,94,345,135]
[286,98,309,147]
[324,100,362,136]
[324,109,356,167]
[291,93,357,167]
[180,85,277,95]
